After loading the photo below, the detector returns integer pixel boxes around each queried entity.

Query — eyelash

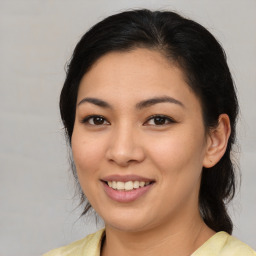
[81,114,176,126]
[81,115,110,126]
[144,115,176,126]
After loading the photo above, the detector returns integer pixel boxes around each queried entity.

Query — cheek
[146,128,206,178]
[146,130,206,210]
[71,130,107,205]
[71,129,106,177]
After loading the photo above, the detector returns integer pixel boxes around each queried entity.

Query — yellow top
[43,229,256,256]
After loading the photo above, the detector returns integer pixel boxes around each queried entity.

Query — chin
[102,209,155,233]
[107,221,151,233]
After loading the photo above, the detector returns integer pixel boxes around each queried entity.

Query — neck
[101,213,215,256]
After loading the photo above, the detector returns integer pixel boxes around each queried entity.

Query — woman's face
[72,48,211,232]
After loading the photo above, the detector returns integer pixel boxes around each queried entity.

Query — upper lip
[101,174,154,182]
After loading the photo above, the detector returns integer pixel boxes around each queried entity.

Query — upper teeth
[107,181,150,191]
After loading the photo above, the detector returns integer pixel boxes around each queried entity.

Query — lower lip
[102,182,154,203]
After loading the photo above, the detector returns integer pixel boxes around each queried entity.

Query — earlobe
[203,114,231,168]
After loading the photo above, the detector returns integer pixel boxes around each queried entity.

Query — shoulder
[223,234,256,256]
[42,229,105,256]
[192,231,256,256]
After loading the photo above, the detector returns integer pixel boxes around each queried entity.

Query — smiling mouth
[105,180,154,191]
[101,177,155,202]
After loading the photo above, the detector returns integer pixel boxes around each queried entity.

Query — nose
[106,124,145,167]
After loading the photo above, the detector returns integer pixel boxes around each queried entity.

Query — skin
[71,48,231,256]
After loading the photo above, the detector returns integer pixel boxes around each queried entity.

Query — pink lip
[101,174,153,182]
[102,181,154,203]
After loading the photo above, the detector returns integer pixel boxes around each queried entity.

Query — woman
[44,9,255,256]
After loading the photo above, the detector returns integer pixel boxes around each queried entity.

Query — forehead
[77,48,199,110]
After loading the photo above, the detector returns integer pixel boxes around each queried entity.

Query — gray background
[0,0,255,255]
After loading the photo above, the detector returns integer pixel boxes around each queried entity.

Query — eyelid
[80,114,176,126]
[80,115,110,125]
[143,114,176,126]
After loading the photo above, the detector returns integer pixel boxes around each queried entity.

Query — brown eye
[82,115,110,125]
[91,116,105,125]
[153,116,167,125]
[144,115,175,126]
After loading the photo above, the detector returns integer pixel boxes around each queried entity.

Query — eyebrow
[77,97,112,108]
[77,96,184,109]
[135,96,184,109]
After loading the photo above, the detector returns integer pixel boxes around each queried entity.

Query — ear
[203,114,231,168]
